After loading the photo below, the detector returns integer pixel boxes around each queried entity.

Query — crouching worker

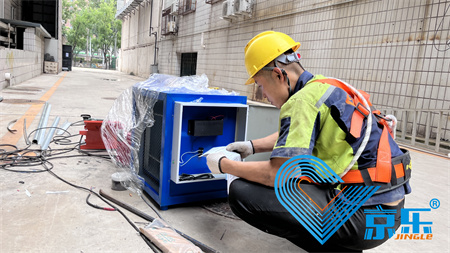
[206,31,412,252]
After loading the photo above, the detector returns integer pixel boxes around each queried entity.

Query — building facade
[117,0,450,152]
[0,0,63,89]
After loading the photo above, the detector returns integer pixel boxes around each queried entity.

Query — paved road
[0,68,448,252]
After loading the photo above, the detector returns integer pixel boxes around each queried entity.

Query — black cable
[51,134,82,145]
[0,144,19,149]
[26,126,71,142]
[70,120,86,126]
[42,163,159,252]
[86,191,115,211]
[140,194,164,220]
[0,119,160,251]
[179,173,214,181]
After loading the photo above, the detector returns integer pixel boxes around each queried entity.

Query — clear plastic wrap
[101,74,238,193]
[139,218,203,253]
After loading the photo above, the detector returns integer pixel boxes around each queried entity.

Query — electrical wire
[0,122,160,252]
[433,3,450,52]
[179,150,198,164]
[139,193,163,220]
[179,153,199,166]
[179,173,214,181]
[43,163,160,252]
[86,187,115,211]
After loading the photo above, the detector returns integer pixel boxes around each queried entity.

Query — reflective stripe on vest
[315,78,399,186]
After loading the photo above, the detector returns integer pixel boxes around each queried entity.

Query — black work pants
[228,179,404,253]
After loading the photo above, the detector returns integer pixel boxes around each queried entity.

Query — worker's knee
[227,179,246,216]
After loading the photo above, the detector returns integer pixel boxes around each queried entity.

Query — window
[161,7,176,35]
[11,6,16,19]
[22,0,58,38]
[180,53,197,76]
[179,0,196,15]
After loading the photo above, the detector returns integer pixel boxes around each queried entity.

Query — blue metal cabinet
[137,91,248,210]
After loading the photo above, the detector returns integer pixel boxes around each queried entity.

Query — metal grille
[139,100,164,192]
[180,53,198,76]
[251,0,450,153]
[179,0,197,14]
[161,7,176,35]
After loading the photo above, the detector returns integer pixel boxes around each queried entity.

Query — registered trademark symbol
[430,198,440,209]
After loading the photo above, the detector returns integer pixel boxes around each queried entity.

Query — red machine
[79,115,106,150]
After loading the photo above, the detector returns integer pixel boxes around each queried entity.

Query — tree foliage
[62,0,121,68]
[90,0,122,69]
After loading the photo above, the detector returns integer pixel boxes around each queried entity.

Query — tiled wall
[0,28,44,89]
[119,0,450,142]
[120,0,160,77]
[2,0,22,20]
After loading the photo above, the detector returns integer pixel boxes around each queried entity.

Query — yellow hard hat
[244,31,301,85]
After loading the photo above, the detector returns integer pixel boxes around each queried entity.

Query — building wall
[0,27,45,89]
[0,0,62,89]
[119,0,160,77]
[2,0,22,20]
[119,0,450,142]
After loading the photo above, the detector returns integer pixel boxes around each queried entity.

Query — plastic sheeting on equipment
[101,73,239,193]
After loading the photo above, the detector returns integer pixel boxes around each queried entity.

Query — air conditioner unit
[221,0,236,20]
[233,0,252,15]
[170,2,179,15]
[168,21,177,33]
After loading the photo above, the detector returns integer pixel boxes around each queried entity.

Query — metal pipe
[32,102,49,144]
[148,0,153,36]
[99,189,218,253]
[425,112,431,146]
[401,111,407,140]
[23,119,30,145]
[38,104,52,144]
[41,116,60,150]
[411,111,418,145]
[56,121,71,135]
[435,111,442,152]
[152,31,157,65]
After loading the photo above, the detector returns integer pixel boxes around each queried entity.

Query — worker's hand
[206,152,227,174]
[226,141,254,159]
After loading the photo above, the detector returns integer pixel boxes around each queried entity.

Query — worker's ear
[272,67,285,82]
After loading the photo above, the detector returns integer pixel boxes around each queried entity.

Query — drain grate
[202,199,241,220]
[101,78,118,81]
[1,99,45,104]
[102,97,117,100]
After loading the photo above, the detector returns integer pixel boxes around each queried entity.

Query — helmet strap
[287,76,292,97]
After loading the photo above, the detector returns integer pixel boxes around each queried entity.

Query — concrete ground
[0,68,448,253]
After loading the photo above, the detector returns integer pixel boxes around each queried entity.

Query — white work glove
[206,152,227,174]
[226,141,254,159]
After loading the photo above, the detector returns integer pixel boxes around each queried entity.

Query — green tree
[62,0,121,69]
[90,0,121,69]
[62,0,89,60]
